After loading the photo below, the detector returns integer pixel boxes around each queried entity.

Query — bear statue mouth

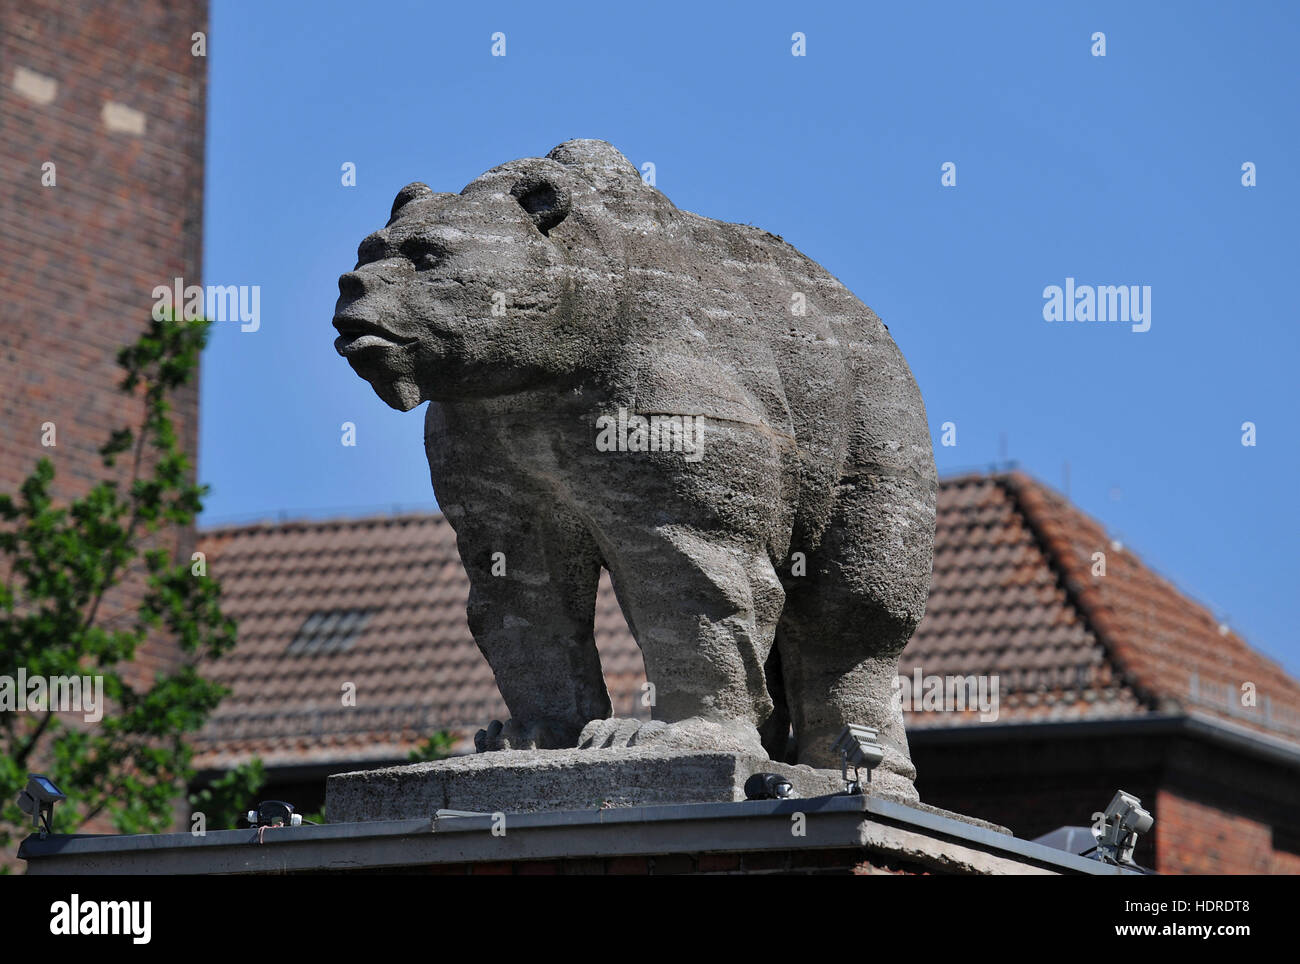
[332,313,418,357]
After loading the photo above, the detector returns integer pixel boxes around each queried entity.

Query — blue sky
[199,1,1300,673]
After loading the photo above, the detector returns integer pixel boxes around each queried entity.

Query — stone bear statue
[332,139,936,800]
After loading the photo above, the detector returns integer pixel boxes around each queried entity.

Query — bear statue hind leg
[778,472,936,804]
[576,716,771,756]
[778,617,921,803]
[586,528,785,759]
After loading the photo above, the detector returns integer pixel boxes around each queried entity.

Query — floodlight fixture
[831,724,884,795]
[16,773,66,837]
[246,800,303,828]
[1092,790,1154,866]
[744,772,794,800]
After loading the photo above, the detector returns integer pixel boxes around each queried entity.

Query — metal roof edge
[908,712,1300,771]
[19,793,1135,875]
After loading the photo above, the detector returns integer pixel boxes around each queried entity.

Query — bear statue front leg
[428,403,618,752]
[438,493,613,753]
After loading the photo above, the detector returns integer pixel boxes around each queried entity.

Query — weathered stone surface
[325,750,1008,834]
[325,748,841,821]
[332,139,937,799]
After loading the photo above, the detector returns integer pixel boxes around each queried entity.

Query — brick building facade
[0,0,208,684]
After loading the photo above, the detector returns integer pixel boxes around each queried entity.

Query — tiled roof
[900,473,1145,727]
[1000,473,1300,736]
[192,514,642,769]
[191,472,1300,770]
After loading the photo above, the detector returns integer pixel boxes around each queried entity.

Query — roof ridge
[199,510,446,538]
[995,472,1166,714]
[937,470,1001,485]
[1000,471,1300,729]
[1023,487,1288,673]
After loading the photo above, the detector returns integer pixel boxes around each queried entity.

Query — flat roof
[20,793,1139,875]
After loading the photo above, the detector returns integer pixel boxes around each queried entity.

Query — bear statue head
[333,139,669,410]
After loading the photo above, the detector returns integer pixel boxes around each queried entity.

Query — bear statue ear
[547,140,638,178]
[510,176,571,236]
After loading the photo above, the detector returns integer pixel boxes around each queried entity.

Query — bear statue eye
[400,237,448,270]
[511,177,571,236]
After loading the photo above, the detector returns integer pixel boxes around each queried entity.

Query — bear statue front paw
[576,717,667,749]
[577,716,765,755]
[474,718,572,752]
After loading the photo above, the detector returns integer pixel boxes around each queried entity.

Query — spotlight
[1092,790,1154,867]
[16,773,66,837]
[744,772,794,800]
[831,724,884,795]
[246,800,303,828]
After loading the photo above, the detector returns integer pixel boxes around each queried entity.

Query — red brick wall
[0,0,207,685]
[1155,789,1300,875]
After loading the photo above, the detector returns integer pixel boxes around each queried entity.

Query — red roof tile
[1000,471,1300,737]
[191,473,1300,770]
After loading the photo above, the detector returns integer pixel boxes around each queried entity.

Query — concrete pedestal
[326,747,849,821]
[324,747,1006,834]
